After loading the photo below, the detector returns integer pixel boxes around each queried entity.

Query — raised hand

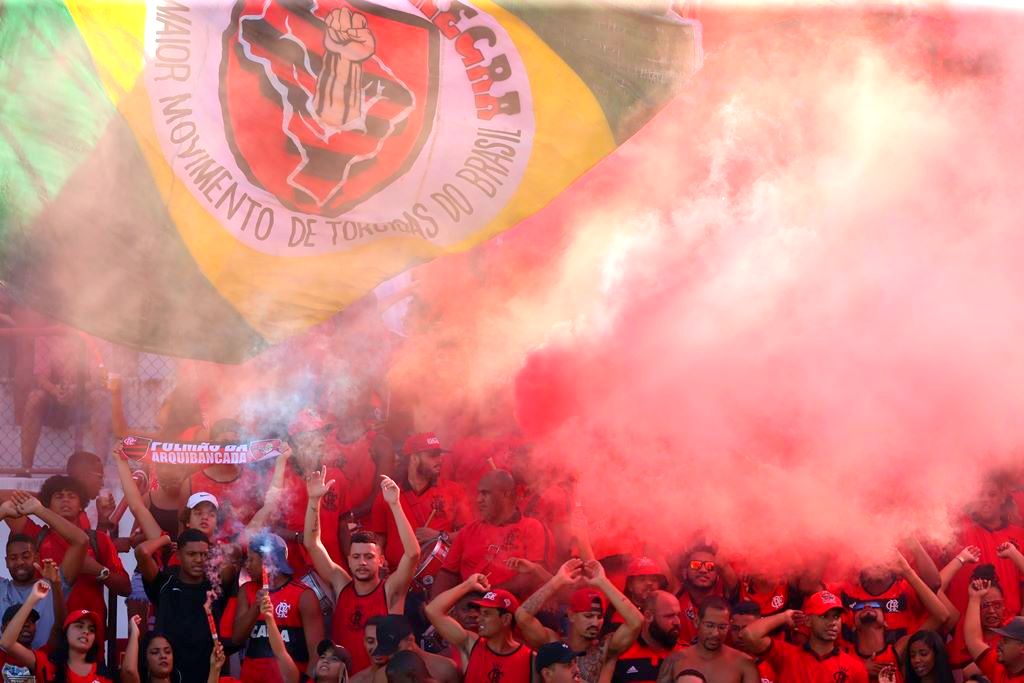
[506,558,542,576]
[582,560,607,585]
[259,593,274,619]
[998,542,1022,560]
[552,558,583,587]
[959,545,982,564]
[968,578,992,599]
[878,665,898,683]
[323,8,375,62]
[305,468,335,500]
[129,614,142,636]
[31,580,50,601]
[380,475,401,505]
[210,639,226,670]
[314,8,376,128]
[36,558,59,585]
[11,491,41,516]
[465,573,491,593]
[0,498,19,519]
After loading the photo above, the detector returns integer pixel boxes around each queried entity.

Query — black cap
[373,615,414,657]
[534,642,577,673]
[2,604,40,626]
[316,640,353,670]
[992,616,1024,642]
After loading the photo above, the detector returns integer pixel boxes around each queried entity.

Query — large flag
[0,0,700,362]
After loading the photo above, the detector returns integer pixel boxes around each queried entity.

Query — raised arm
[11,491,88,584]
[303,467,352,597]
[514,560,581,648]
[0,580,50,668]
[113,445,163,540]
[425,574,490,660]
[134,534,171,583]
[586,560,644,657]
[260,593,301,683]
[381,476,421,609]
[38,558,66,650]
[905,537,942,592]
[245,447,292,535]
[964,579,991,660]
[740,609,803,655]
[208,640,228,683]
[122,615,143,683]
[939,545,980,591]
[896,550,948,630]
[997,542,1024,575]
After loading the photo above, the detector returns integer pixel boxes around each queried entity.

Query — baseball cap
[802,591,845,616]
[534,642,577,672]
[470,589,520,613]
[2,604,39,626]
[316,640,353,669]
[992,617,1024,642]
[288,408,334,437]
[186,492,219,510]
[63,609,99,630]
[626,556,665,578]
[402,432,448,456]
[569,587,606,614]
[249,532,294,576]
[373,615,414,657]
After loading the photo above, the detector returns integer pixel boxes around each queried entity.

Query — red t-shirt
[332,580,390,674]
[366,478,468,568]
[764,640,869,683]
[838,578,925,636]
[677,582,726,646]
[278,464,351,571]
[34,649,112,683]
[976,646,1024,682]
[325,431,378,513]
[948,517,1024,617]
[38,526,125,649]
[740,581,790,617]
[845,643,902,683]
[441,514,550,587]
[948,616,1006,667]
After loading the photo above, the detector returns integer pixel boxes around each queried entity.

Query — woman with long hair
[122,613,230,683]
[0,580,112,683]
[902,630,956,683]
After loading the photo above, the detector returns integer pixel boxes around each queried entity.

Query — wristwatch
[96,567,111,582]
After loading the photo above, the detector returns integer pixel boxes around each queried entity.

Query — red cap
[626,556,666,579]
[802,591,845,616]
[63,609,99,631]
[402,432,448,456]
[470,589,519,612]
[569,587,607,614]
[288,408,334,437]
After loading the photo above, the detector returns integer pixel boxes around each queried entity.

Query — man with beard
[675,545,736,646]
[845,552,949,681]
[0,493,86,649]
[656,598,759,683]
[515,558,643,683]
[367,432,468,571]
[425,575,533,683]
[432,470,550,600]
[305,473,420,674]
[966,578,1024,682]
[740,590,869,683]
[610,590,683,683]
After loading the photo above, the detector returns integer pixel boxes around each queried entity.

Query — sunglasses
[688,560,716,572]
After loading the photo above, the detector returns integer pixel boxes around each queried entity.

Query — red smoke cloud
[389,6,1024,576]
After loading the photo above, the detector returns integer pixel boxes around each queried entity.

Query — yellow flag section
[59,1,692,348]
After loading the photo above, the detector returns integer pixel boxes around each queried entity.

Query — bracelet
[957,557,966,565]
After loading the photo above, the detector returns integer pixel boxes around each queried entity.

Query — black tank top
[149,498,180,537]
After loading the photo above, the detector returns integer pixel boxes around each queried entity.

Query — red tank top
[332,580,389,674]
[465,638,533,683]
[240,580,312,683]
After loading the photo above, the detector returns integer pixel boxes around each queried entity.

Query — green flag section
[0,0,701,362]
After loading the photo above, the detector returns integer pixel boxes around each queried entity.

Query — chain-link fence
[0,331,176,472]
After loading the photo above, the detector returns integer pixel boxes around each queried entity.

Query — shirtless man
[657,597,759,683]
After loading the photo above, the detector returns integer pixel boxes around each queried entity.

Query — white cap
[186,492,219,510]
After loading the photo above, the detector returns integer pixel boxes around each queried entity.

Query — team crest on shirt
[833,669,849,683]
[770,595,784,609]
[349,607,364,629]
[275,602,291,619]
[885,599,900,613]
[487,665,504,683]
[501,528,521,551]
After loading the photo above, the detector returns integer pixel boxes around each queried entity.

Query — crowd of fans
[2,376,1024,683]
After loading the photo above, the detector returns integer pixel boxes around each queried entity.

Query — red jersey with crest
[464,638,533,683]
[367,478,468,568]
[764,640,868,683]
[948,517,1024,618]
[33,649,113,683]
[442,513,550,586]
[838,578,924,638]
[240,580,313,683]
[325,431,378,513]
[332,580,390,674]
[740,581,790,617]
[976,646,1024,683]
[279,464,350,571]
[845,642,902,683]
